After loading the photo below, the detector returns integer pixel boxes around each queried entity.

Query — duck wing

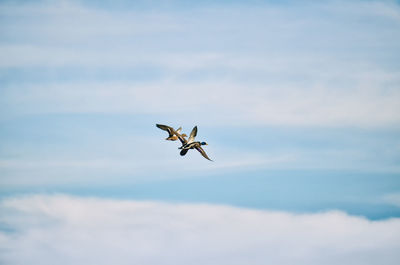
[188,126,197,143]
[195,146,213,161]
[173,127,186,144]
[156,124,174,137]
[177,132,187,145]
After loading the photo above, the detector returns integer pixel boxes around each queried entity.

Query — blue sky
[1,0,400,264]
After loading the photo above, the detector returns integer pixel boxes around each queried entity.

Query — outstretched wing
[177,133,187,145]
[188,126,197,143]
[174,127,187,145]
[195,146,213,161]
[156,124,174,136]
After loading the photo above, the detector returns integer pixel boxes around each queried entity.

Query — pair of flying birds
[156,124,213,161]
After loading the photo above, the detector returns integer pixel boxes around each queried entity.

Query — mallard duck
[179,126,212,161]
[156,124,187,141]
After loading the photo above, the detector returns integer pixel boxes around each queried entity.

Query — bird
[179,126,212,161]
[156,124,187,141]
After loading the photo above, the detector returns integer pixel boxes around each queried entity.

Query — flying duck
[179,126,212,161]
[156,124,187,141]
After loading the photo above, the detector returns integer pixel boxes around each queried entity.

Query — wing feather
[188,126,197,143]
[156,124,173,135]
[195,146,213,161]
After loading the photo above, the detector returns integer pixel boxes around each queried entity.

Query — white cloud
[0,194,399,265]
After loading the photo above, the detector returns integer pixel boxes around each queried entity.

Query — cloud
[0,194,399,265]
[1,0,400,127]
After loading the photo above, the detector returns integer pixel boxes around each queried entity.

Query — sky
[1,0,400,264]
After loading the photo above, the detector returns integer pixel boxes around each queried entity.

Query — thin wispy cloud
[1,0,399,126]
[382,193,400,207]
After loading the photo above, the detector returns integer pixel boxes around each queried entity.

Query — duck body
[178,126,212,161]
[179,141,212,161]
[179,141,207,150]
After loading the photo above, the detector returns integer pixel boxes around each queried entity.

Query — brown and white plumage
[157,124,212,161]
[156,124,187,141]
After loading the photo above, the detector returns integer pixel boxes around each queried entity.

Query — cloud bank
[1,194,399,265]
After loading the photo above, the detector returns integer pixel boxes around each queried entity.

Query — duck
[156,124,187,141]
[179,126,213,161]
